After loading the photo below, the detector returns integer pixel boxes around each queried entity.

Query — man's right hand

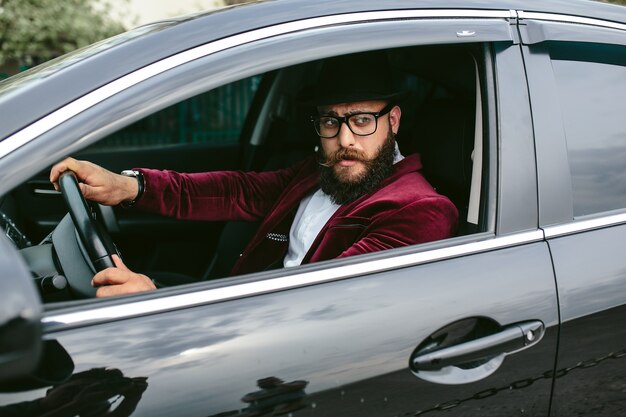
[92,255,156,297]
[50,157,139,206]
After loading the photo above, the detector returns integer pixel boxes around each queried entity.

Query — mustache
[318,148,372,168]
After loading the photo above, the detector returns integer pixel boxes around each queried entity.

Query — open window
[2,39,497,304]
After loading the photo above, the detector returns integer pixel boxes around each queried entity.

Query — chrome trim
[519,11,626,32]
[43,230,543,331]
[543,212,626,238]
[0,9,512,159]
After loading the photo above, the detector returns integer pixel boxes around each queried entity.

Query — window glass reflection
[552,45,626,217]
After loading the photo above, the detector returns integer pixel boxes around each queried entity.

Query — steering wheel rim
[58,171,116,272]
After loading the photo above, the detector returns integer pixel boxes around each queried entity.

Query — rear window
[550,43,626,217]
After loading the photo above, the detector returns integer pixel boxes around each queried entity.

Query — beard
[318,129,396,205]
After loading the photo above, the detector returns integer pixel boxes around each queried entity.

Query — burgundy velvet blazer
[135,154,458,275]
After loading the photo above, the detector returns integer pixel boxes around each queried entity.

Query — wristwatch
[120,170,145,208]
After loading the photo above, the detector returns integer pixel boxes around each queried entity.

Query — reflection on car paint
[0,368,148,417]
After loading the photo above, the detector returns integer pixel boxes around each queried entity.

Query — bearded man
[50,51,458,297]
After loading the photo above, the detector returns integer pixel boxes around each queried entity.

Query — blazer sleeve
[337,197,459,258]
[133,162,306,221]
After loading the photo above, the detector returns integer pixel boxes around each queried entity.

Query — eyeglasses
[311,103,394,139]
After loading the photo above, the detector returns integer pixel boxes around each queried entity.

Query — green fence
[97,75,261,149]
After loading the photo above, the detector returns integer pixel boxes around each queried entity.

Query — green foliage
[0,0,126,69]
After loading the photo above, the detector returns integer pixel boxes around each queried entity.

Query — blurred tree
[0,0,126,74]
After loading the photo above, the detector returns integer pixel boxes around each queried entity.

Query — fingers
[77,181,108,203]
[92,266,156,298]
[50,157,79,191]
[112,254,130,271]
[77,182,97,200]
[49,157,128,205]
[50,157,96,192]
[92,267,129,287]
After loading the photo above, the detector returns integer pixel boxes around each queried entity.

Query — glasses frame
[311,102,395,139]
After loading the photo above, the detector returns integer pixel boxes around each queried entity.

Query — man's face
[316,100,402,204]
[318,100,401,183]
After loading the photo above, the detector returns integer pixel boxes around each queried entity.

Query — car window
[550,43,626,217]
[4,43,495,304]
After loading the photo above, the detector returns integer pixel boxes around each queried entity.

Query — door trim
[43,230,543,332]
[518,11,626,32]
[0,9,514,159]
[543,212,626,239]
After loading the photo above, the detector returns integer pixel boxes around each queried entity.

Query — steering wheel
[53,171,117,297]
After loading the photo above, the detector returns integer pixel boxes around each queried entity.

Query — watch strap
[120,170,145,208]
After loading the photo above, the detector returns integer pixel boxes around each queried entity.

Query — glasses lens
[348,114,377,135]
[316,116,340,137]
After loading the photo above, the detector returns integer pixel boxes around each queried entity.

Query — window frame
[522,18,626,232]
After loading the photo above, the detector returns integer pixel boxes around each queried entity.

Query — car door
[0,8,558,417]
[521,11,626,416]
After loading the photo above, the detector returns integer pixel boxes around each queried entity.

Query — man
[50,52,458,297]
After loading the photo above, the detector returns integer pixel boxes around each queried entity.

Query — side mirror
[0,233,42,382]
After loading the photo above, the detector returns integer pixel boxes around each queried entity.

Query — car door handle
[412,320,544,371]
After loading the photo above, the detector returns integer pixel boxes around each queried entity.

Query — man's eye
[320,117,338,127]
[352,115,374,126]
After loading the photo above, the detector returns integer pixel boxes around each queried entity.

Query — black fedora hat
[301,51,406,106]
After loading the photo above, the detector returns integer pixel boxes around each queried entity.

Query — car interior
[0,43,490,303]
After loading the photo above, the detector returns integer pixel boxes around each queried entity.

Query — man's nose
[338,122,356,148]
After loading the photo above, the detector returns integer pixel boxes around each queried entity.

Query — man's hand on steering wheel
[93,255,156,298]
[50,157,138,206]
[50,157,156,298]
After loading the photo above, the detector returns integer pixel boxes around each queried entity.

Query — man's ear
[389,105,401,135]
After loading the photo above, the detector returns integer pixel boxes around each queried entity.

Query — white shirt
[283,143,404,267]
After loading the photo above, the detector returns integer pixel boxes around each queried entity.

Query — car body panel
[545,226,626,417]
[1,241,558,416]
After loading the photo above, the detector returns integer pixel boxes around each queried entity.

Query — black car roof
[0,0,624,140]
